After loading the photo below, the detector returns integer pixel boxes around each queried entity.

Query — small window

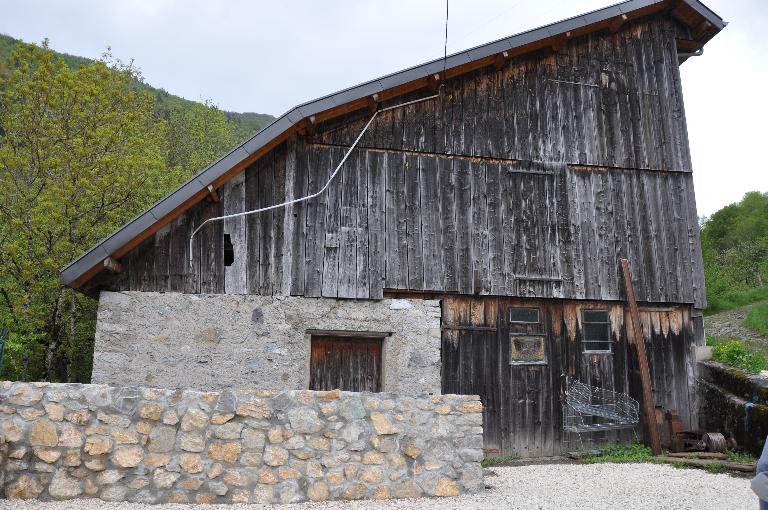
[223,234,234,267]
[582,309,611,352]
[509,307,539,324]
[510,335,546,364]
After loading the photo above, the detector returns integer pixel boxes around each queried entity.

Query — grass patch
[705,288,768,315]
[727,450,757,464]
[581,442,656,464]
[745,302,768,336]
[707,337,768,373]
[703,462,726,474]
[481,453,521,467]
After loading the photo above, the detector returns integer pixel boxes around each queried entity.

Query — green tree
[701,191,768,312]
[166,99,240,178]
[0,41,183,381]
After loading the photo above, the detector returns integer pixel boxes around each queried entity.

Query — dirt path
[704,301,768,355]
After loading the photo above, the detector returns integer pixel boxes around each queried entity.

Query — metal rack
[563,379,640,452]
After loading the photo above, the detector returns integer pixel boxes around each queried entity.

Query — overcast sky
[1,0,765,217]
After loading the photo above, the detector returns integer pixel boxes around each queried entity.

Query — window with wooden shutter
[309,333,384,392]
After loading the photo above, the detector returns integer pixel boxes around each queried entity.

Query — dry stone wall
[0,381,483,504]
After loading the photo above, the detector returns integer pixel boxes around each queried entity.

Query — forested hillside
[0,37,273,383]
[701,191,768,313]
[0,34,275,139]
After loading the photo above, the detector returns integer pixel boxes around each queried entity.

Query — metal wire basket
[563,380,639,433]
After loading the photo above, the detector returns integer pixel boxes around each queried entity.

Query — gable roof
[61,0,725,289]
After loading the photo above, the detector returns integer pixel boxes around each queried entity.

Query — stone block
[29,419,58,447]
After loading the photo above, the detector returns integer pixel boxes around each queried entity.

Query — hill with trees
[701,191,768,313]
[0,33,275,140]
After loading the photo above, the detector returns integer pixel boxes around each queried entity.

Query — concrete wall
[0,381,484,504]
[93,291,441,394]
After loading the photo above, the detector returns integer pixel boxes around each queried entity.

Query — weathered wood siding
[441,295,697,457]
[87,16,705,307]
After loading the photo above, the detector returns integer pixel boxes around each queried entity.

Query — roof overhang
[60,0,725,290]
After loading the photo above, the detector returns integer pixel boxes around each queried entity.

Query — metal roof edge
[60,0,724,287]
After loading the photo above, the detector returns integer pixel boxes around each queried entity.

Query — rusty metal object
[703,432,727,453]
[662,410,687,451]
[671,431,706,452]
[660,409,728,454]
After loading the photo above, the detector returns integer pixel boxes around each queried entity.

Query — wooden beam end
[103,257,123,274]
[206,184,220,203]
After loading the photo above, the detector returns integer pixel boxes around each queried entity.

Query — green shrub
[582,442,655,464]
[727,450,757,464]
[744,302,768,336]
[703,462,726,474]
[710,339,768,373]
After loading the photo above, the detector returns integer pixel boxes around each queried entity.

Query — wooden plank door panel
[309,336,382,392]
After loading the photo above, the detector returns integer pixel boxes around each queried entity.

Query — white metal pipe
[189,93,439,269]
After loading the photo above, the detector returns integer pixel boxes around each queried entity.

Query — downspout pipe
[678,48,704,58]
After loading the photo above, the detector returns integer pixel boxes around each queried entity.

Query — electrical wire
[441,0,449,90]
[188,93,439,269]
[189,3,452,269]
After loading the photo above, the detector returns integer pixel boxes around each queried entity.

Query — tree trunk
[43,289,65,381]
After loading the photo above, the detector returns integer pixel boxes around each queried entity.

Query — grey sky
[0,0,764,217]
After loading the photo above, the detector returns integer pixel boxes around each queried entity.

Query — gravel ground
[0,463,755,510]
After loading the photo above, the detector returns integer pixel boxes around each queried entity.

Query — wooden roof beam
[550,34,569,52]
[609,14,629,33]
[692,19,713,40]
[103,257,123,274]
[297,116,316,136]
[206,184,220,203]
[494,51,509,71]
[367,94,379,113]
[427,73,442,92]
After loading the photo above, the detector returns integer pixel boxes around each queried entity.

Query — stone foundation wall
[0,381,483,504]
[93,291,441,394]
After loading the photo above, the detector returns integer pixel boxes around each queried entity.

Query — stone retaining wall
[93,291,441,394]
[697,361,768,457]
[0,381,483,504]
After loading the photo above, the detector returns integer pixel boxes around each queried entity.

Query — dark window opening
[223,234,234,266]
[309,334,384,393]
[582,309,611,352]
[509,307,540,324]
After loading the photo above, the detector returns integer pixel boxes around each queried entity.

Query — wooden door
[309,336,382,392]
[441,297,503,455]
[501,299,558,458]
[441,296,560,458]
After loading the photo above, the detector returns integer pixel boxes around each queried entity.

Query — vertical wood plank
[420,155,443,291]
[222,172,247,294]
[404,154,424,290]
[290,138,309,296]
[322,146,343,297]
[367,150,386,299]
[385,152,408,289]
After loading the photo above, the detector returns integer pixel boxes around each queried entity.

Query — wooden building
[62,0,725,457]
